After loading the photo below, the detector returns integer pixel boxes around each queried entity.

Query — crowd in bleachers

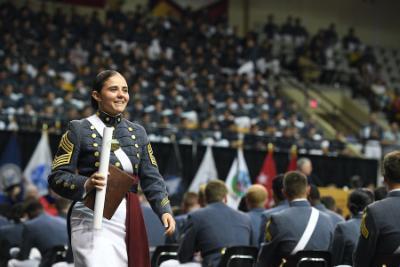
[0,1,355,155]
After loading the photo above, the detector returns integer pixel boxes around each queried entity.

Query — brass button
[136,153,140,158]
[131,135,136,140]
[95,162,100,167]
[106,117,110,121]
[55,179,63,185]
[90,125,95,130]
[94,151,100,157]
[128,127,133,132]
[70,184,76,190]
[134,144,139,148]
[117,118,121,122]
[91,133,96,138]
[63,182,69,188]
[134,164,139,169]
[115,162,121,167]
[93,143,98,147]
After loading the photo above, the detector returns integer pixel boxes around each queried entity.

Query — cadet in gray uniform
[331,189,373,266]
[161,180,252,267]
[309,184,344,226]
[258,171,334,267]
[245,184,267,247]
[48,70,175,266]
[258,174,289,244]
[354,151,400,267]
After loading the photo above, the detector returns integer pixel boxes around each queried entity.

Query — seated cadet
[166,191,200,244]
[258,174,289,244]
[9,199,68,267]
[245,184,268,247]
[354,151,400,266]
[161,180,252,267]
[309,184,344,226]
[259,171,334,267]
[331,189,373,266]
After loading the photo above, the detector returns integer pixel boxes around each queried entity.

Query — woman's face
[92,73,129,115]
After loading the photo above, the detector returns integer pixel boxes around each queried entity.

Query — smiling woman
[48,70,175,267]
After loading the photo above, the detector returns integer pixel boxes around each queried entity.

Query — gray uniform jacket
[18,213,68,260]
[246,207,265,247]
[259,200,334,266]
[331,214,362,265]
[353,190,400,267]
[178,202,252,267]
[315,203,344,227]
[48,112,172,218]
[258,200,289,244]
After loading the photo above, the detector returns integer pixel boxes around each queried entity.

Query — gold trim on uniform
[161,197,170,207]
[52,131,74,170]
[111,139,120,152]
[265,219,272,242]
[147,143,158,167]
[360,211,369,239]
[55,179,63,185]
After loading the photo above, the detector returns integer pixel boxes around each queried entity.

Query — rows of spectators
[0,1,347,155]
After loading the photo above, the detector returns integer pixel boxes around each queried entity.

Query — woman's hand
[84,173,106,192]
[161,213,176,236]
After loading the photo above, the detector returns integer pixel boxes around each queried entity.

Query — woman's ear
[92,90,101,103]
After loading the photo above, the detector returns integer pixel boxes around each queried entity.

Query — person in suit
[309,184,344,226]
[331,189,373,266]
[258,171,334,267]
[8,199,68,267]
[258,174,289,244]
[245,184,267,247]
[161,180,252,267]
[48,70,175,267]
[354,151,400,266]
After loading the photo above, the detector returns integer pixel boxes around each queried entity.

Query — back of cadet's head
[382,151,400,184]
[283,171,308,199]
[24,199,44,219]
[205,180,228,204]
[272,174,285,201]
[245,184,268,209]
[348,189,374,215]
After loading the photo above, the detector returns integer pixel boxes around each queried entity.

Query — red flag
[287,145,298,172]
[256,143,277,207]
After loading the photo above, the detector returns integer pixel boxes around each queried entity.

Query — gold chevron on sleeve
[147,143,158,167]
[52,131,74,170]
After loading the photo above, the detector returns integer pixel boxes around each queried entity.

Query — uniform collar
[388,189,400,198]
[96,110,123,126]
[289,199,310,207]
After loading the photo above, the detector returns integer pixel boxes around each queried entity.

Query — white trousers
[70,199,128,267]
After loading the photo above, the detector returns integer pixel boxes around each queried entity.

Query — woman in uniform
[48,70,175,267]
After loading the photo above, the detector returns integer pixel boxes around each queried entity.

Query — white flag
[225,149,252,209]
[23,131,52,196]
[189,146,218,192]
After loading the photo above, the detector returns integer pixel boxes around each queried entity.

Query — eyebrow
[107,85,128,90]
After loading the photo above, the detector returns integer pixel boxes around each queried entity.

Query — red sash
[126,192,151,267]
